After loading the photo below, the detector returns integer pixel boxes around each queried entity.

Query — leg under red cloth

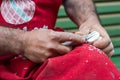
[0,44,120,80]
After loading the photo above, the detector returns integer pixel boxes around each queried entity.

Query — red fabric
[0,44,120,80]
[0,1,120,80]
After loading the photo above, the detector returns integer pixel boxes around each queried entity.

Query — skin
[0,0,113,63]
[63,0,114,57]
[0,27,85,63]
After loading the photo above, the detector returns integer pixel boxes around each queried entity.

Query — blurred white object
[61,41,72,46]
[62,31,101,46]
[85,31,101,43]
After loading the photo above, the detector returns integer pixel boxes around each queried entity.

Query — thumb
[93,37,109,49]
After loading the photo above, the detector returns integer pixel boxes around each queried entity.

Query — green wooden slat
[56,15,120,29]
[111,55,120,70]
[58,8,66,18]
[106,27,120,37]
[113,47,120,56]
[112,38,120,48]
[96,5,120,14]
[58,4,120,17]
[100,16,120,26]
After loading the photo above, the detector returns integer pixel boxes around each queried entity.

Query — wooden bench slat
[114,47,120,56]
[100,15,120,26]
[96,4,120,14]
[106,27,120,37]
[112,38,120,48]
[56,15,120,29]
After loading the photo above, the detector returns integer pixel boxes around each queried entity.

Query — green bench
[56,0,120,69]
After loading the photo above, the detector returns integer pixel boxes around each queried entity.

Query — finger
[102,42,114,56]
[102,42,114,54]
[92,38,111,49]
[45,42,71,55]
[54,44,72,54]
[50,31,85,43]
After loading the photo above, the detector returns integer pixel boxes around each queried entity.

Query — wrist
[79,14,101,28]
[13,30,26,55]
[0,27,27,55]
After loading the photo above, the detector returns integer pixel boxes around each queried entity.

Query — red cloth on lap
[0,1,119,80]
[0,44,120,80]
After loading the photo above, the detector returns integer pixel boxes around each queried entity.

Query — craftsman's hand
[75,21,114,57]
[21,29,85,63]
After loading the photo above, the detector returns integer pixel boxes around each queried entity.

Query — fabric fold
[0,44,120,80]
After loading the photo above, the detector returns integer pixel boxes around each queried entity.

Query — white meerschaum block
[85,31,101,43]
[62,31,101,46]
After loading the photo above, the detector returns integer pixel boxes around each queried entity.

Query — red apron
[0,0,120,80]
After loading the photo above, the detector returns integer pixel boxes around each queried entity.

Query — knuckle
[45,53,52,57]
[97,43,105,49]
[46,43,56,50]
[98,39,111,48]
[67,33,75,40]
[49,31,58,40]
